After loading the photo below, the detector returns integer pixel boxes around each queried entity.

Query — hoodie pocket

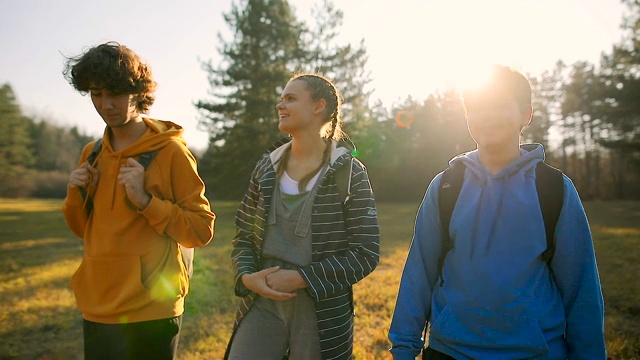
[70,255,152,317]
[430,305,549,358]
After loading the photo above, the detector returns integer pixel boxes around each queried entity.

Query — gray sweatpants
[227,290,321,360]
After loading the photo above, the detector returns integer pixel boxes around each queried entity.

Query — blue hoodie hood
[451,143,544,182]
[445,144,545,261]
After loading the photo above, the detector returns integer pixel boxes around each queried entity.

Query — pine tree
[0,84,35,175]
[196,0,371,200]
[0,84,36,197]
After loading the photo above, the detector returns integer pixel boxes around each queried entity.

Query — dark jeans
[423,347,456,360]
[83,316,182,360]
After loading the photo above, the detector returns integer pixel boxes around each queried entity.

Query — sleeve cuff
[389,348,419,360]
[234,270,254,297]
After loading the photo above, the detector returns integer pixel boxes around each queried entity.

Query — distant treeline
[2,1,639,201]
[0,84,93,198]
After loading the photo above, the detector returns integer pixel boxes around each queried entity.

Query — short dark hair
[462,65,531,114]
[63,42,156,113]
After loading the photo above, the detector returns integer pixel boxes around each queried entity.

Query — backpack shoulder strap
[81,138,103,201]
[87,138,159,170]
[138,150,159,170]
[437,162,466,286]
[535,162,564,266]
[335,156,354,205]
[87,138,103,167]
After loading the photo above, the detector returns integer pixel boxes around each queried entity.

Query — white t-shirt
[280,170,323,195]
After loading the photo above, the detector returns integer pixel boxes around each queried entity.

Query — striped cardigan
[226,139,380,360]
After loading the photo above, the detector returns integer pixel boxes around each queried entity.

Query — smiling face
[89,88,141,129]
[275,79,326,137]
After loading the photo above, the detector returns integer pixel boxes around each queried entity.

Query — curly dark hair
[63,42,156,113]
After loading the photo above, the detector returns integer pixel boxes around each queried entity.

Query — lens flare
[151,274,179,301]
[395,109,414,128]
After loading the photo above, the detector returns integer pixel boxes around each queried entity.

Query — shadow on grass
[0,209,71,242]
[0,299,83,360]
[3,199,639,359]
[0,204,83,280]
[0,199,242,360]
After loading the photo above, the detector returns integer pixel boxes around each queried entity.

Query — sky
[0,0,626,151]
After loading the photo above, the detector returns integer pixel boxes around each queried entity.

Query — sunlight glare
[367,0,543,101]
[453,63,494,94]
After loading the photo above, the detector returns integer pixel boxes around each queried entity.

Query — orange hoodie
[62,117,215,324]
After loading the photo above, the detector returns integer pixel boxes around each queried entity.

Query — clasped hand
[241,266,307,301]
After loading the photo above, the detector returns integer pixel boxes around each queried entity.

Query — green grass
[0,199,638,359]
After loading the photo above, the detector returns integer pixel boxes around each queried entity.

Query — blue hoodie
[388,144,605,360]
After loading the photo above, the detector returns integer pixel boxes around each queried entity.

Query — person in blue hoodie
[388,65,605,360]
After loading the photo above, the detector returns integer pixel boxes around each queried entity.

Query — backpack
[86,138,195,278]
[436,161,564,286]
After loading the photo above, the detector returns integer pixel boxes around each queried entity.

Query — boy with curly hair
[62,42,215,359]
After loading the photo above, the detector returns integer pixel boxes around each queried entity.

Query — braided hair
[276,73,345,192]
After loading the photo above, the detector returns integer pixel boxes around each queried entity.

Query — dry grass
[0,199,638,359]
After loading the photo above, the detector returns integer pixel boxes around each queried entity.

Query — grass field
[0,199,638,359]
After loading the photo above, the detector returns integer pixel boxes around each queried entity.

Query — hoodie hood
[99,117,186,158]
[450,143,545,185]
[268,138,352,173]
[435,143,555,307]
[92,117,186,210]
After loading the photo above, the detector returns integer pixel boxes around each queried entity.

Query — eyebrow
[280,92,295,99]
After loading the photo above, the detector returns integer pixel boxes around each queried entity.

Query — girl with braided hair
[226,73,380,360]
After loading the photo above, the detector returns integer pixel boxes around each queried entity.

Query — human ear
[519,105,533,135]
[523,104,533,127]
[314,98,327,116]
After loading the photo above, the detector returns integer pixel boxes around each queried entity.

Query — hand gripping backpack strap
[534,162,564,267]
[79,139,104,205]
[83,140,194,278]
[437,163,466,286]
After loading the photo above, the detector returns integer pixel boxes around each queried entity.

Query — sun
[365,0,538,103]
[451,63,495,94]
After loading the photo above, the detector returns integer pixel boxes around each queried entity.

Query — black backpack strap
[437,163,466,286]
[535,162,564,266]
[138,150,159,170]
[80,139,103,201]
[87,138,103,167]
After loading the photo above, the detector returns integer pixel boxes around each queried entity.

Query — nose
[276,101,284,111]
[102,94,116,110]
